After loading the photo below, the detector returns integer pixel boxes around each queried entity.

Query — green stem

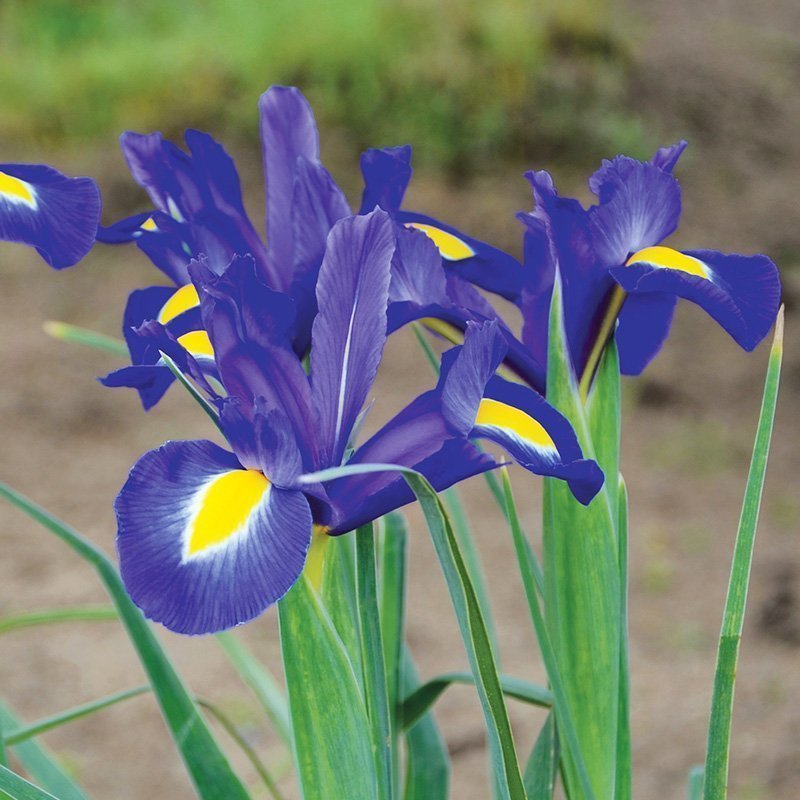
[0,606,118,635]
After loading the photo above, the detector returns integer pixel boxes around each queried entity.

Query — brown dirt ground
[2,2,800,798]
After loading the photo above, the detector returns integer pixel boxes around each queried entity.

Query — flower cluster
[2,86,780,636]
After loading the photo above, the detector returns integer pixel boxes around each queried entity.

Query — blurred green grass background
[0,0,645,174]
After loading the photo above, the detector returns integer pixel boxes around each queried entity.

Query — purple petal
[259,86,320,291]
[0,163,100,269]
[310,209,395,467]
[359,146,413,214]
[615,293,678,375]
[115,439,312,634]
[650,140,688,173]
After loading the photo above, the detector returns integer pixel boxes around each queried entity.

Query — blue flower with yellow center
[114,209,602,635]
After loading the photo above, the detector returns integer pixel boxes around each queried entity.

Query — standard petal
[473,377,604,505]
[396,210,523,302]
[0,163,100,269]
[589,156,682,266]
[259,86,320,291]
[611,246,781,352]
[310,210,395,467]
[115,439,312,635]
[615,292,678,375]
[650,140,688,173]
[359,146,413,214]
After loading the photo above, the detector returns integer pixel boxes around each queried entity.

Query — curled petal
[359,146,413,214]
[0,163,100,269]
[611,246,781,352]
[116,439,312,635]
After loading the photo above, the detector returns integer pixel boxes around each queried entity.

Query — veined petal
[589,156,682,266]
[359,145,413,214]
[611,246,781,351]
[615,292,678,375]
[115,439,312,635]
[0,163,100,269]
[310,210,395,467]
[473,377,604,505]
[260,86,320,291]
[396,210,523,302]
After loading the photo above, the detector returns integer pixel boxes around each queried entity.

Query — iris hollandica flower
[98,85,541,408]
[516,143,781,397]
[0,162,100,268]
[115,209,602,635]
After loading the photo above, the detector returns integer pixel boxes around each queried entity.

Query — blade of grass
[0,607,117,635]
[400,672,552,731]
[215,633,291,749]
[379,513,407,797]
[688,766,704,800]
[0,482,251,800]
[356,524,393,800]
[500,468,596,800]
[702,308,784,800]
[43,322,128,357]
[3,688,149,747]
[524,713,559,799]
[401,648,449,800]
[196,700,286,800]
[616,476,631,800]
[0,764,59,800]
[0,703,88,800]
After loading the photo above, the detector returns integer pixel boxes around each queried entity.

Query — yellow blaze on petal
[177,330,215,358]
[475,398,556,451]
[626,246,710,279]
[158,283,201,325]
[0,171,35,207]
[405,222,476,261]
[140,216,158,232]
[188,469,270,556]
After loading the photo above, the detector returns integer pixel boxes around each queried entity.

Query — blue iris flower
[516,142,781,395]
[0,162,100,269]
[114,209,602,635]
[98,85,541,408]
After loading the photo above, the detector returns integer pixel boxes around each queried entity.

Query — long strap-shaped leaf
[0,764,59,800]
[0,483,251,800]
[302,464,526,799]
[278,575,377,800]
[0,703,88,800]
[702,308,783,800]
[400,672,552,731]
[524,713,559,799]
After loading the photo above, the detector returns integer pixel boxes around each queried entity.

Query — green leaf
[0,607,117,635]
[0,482,251,800]
[43,321,128,357]
[443,488,500,659]
[401,648,449,800]
[400,672,552,731]
[278,575,377,800]
[500,469,595,800]
[215,632,292,748]
[616,476,631,800]
[300,462,526,798]
[688,765,704,800]
[3,687,149,747]
[402,472,525,799]
[0,703,88,800]
[356,524,393,800]
[523,713,559,799]
[379,513,407,797]
[160,351,223,433]
[703,308,784,800]
[543,277,619,800]
[0,764,60,800]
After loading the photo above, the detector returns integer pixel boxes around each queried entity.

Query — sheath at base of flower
[517,142,781,396]
[0,162,100,268]
[114,210,602,635]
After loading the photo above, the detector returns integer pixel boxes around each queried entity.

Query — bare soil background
[2,1,799,798]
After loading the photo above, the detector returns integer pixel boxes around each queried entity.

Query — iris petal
[115,439,312,635]
[0,163,100,269]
